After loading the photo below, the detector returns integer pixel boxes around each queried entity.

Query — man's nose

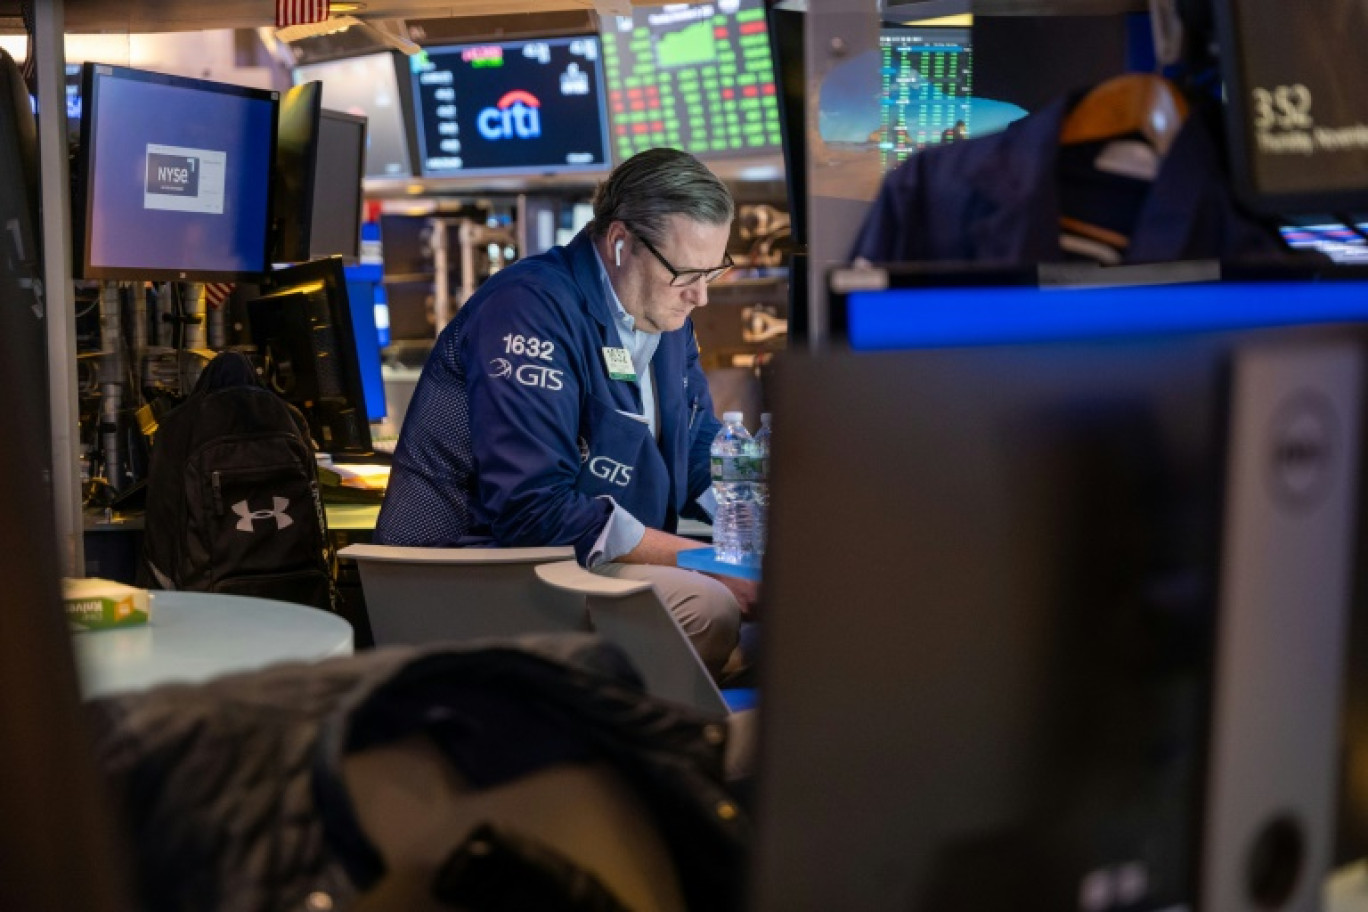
[685,280,709,307]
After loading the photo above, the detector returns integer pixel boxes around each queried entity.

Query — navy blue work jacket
[375,230,722,565]
[851,97,1290,264]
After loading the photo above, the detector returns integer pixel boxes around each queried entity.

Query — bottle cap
[760,412,772,424]
[722,411,744,424]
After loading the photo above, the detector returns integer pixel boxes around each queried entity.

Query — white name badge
[602,346,637,382]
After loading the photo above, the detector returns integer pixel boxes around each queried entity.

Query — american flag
[276,0,331,28]
[204,283,235,309]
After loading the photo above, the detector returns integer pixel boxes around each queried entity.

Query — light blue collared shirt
[584,246,717,567]
[586,246,653,566]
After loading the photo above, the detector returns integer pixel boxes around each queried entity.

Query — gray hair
[588,148,734,247]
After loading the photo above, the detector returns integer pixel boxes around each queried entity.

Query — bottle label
[711,454,762,482]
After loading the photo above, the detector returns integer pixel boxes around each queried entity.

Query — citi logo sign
[232,497,293,532]
[589,457,633,487]
[478,90,542,141]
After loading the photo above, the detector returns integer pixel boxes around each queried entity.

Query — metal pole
[34,0,83,576]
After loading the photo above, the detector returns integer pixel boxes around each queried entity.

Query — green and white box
[62,578,151,631]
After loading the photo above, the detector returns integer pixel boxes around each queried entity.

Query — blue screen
[345,276,386,421]
[846,281,1368,351]
[84,67,276,278]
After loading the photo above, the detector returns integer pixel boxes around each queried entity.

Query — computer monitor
[312,109,367,261]
[598,0,783,161]
[74,63,279,282]
[294,51,419,179]
[272,81,367,263]
[409,36,611,178]
[246,257,375,455]
[877,24,973,172]
[752,264,1368,911]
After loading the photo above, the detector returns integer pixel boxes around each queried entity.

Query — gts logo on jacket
[588,456,633,487]
[489,358,564,391]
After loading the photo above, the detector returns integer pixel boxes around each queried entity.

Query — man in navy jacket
[376,149,752,676]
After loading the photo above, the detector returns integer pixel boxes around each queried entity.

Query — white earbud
[614,238,624,267]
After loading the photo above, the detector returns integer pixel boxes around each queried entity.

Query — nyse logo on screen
[143,143,227,215]
[146,153,200,196]
[477,90,542,141]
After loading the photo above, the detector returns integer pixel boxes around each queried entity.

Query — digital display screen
[409,36,610,177]
[295,52,415,178]
[1279,222,1368,264]
[1215,0,1368,211]
[78,64,277,281]
[878,27,972,172]
[599,0,782,160]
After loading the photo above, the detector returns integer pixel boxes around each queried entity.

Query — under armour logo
[232,497,294,532]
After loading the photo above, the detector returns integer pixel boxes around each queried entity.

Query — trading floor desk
[84,506,712,651]
[74,591,353,699]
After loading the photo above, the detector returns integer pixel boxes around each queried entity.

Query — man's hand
[709,574,760,621]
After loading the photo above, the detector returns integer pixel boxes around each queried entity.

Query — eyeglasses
[632,232,734,287]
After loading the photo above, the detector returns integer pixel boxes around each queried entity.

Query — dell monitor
[598,0,783,161]
[246,257,375,455]
[409,36,611,178]
[294,51,419,179]
[74,64,278,282]
[752,263,1368,911]
[273,81,366,263]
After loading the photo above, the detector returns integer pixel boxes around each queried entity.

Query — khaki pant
[591,563,742,679]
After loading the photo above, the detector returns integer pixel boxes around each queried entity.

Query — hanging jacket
[851,96,1292,265]
[375,230,721,565]
[87,634,749,912]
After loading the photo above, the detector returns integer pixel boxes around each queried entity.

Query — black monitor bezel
[410,34,613,180]
[74,63,280,283]
[272,81,324,265]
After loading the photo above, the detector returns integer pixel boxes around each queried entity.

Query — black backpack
[143,351,336,611]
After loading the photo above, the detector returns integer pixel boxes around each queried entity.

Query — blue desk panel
[676,547,762,581]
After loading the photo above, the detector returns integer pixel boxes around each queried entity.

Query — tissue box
[62,578,151,631]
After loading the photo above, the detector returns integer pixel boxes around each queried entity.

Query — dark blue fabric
[851,97,1291,265]
[375,230,722,565]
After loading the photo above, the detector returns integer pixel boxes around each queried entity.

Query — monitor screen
[1280,221,1368,265]
[409,36,611,177]
[877,25,973,172]
[64,62,81,139]
[247,256,374,454]
[295,52,417,179]
[599,0,783,161]
[310,109,366,261]
[75,64,278,282]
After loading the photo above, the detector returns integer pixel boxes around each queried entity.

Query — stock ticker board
[600,0,782,160]
[878,27,973,173]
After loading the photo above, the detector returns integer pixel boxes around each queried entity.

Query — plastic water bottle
[752,412,771,558]
[711,412,759,564]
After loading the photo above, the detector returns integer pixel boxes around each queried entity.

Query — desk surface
[74,591,354,699]
[676,547,762,581]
